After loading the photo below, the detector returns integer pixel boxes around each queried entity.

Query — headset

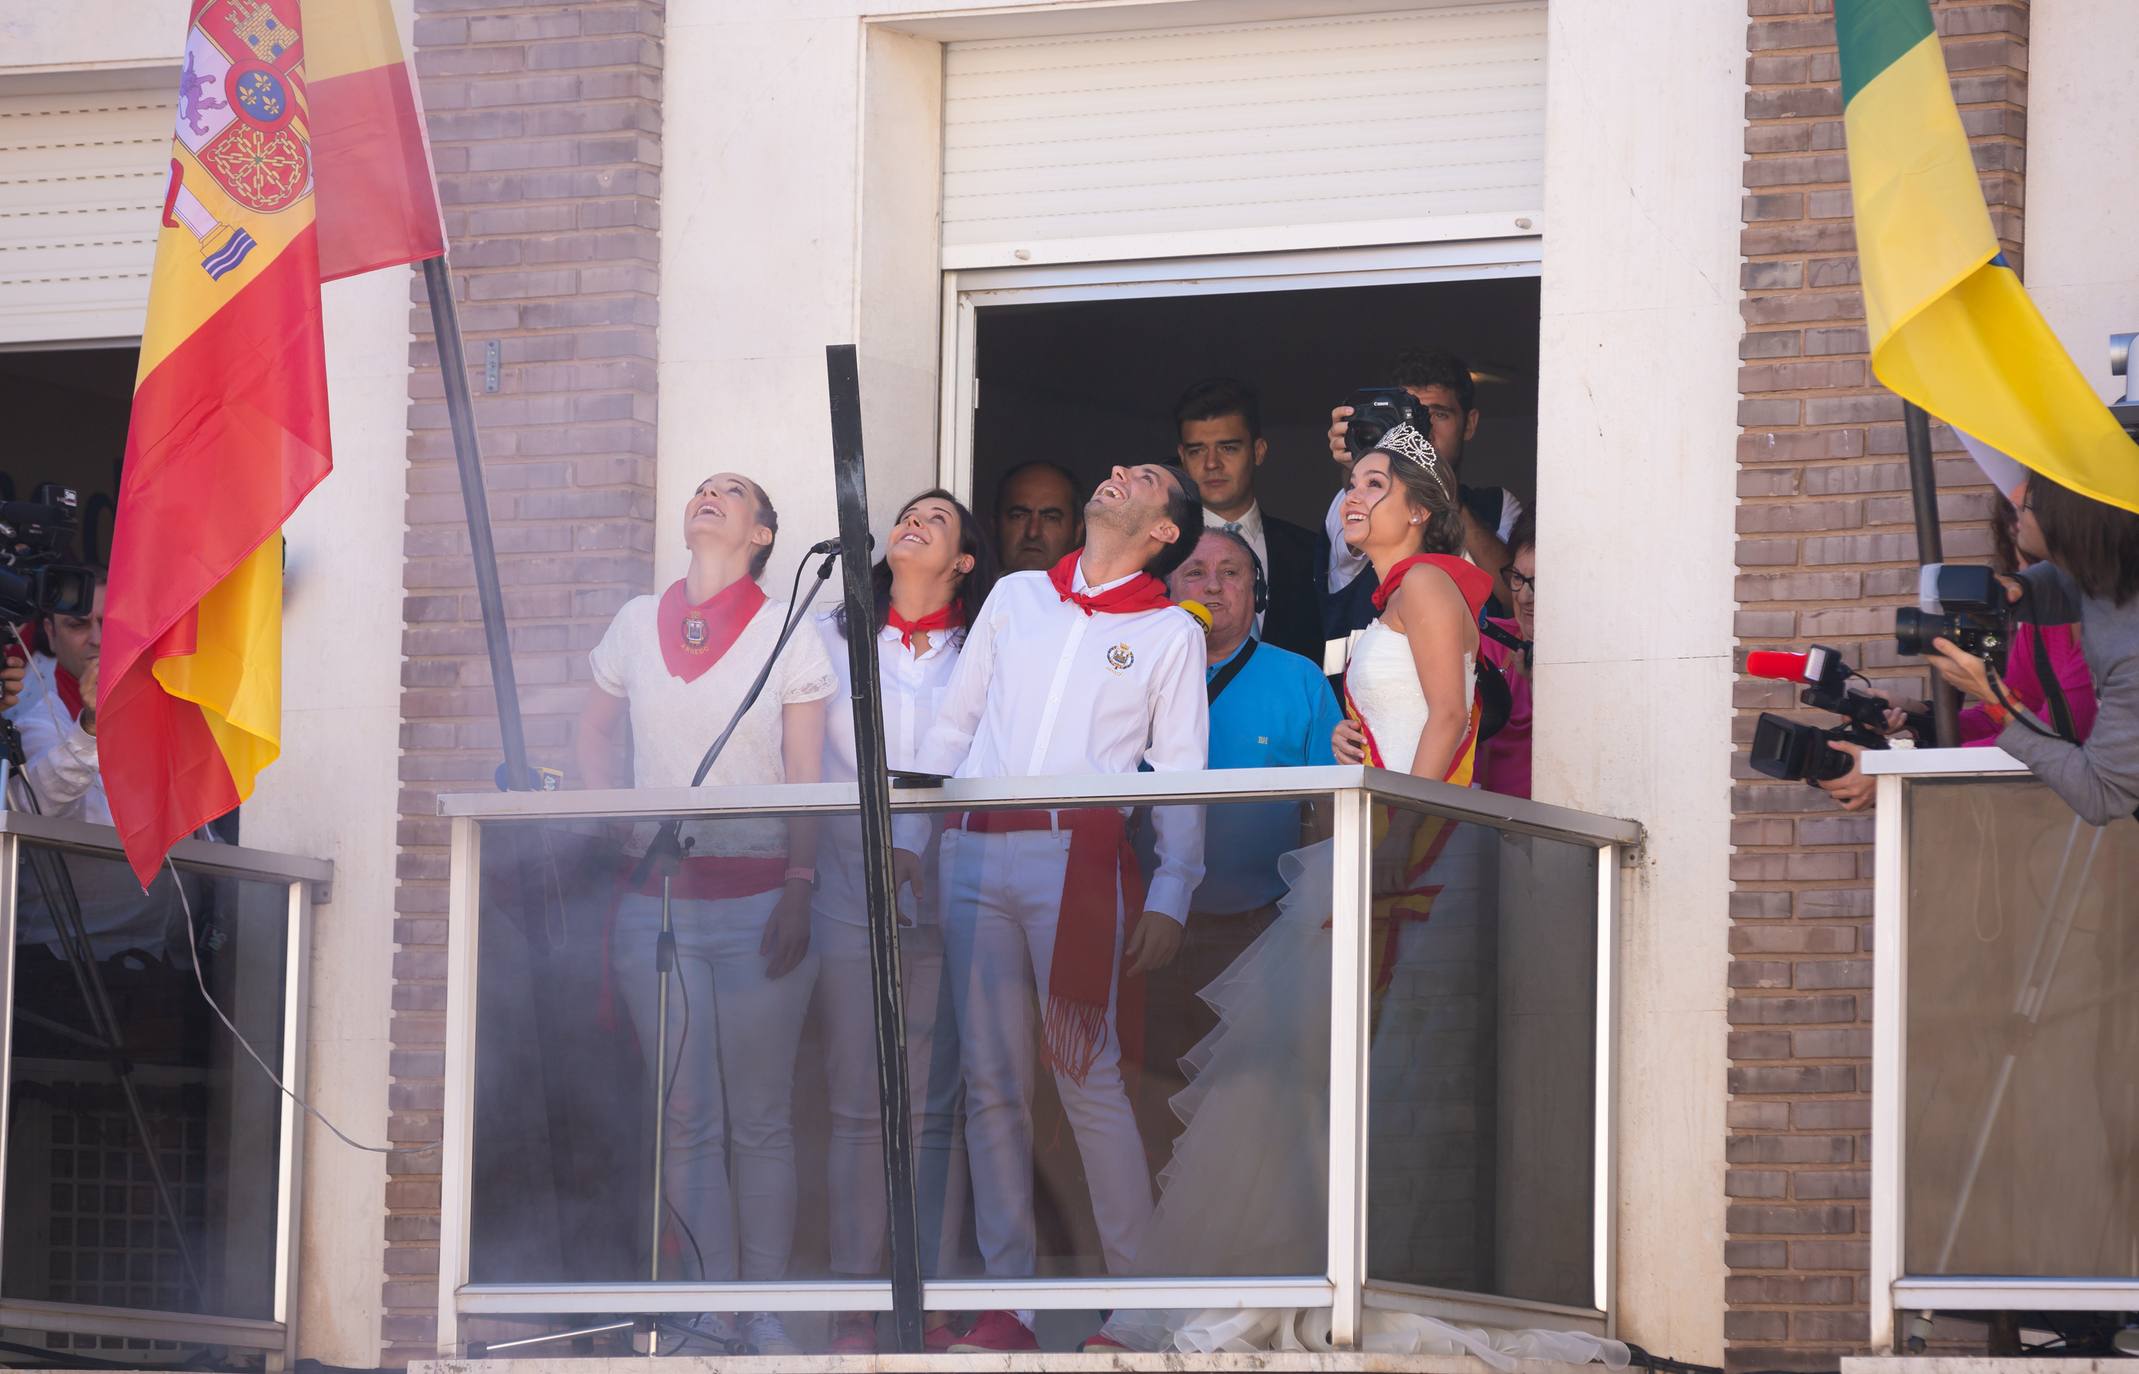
[1205,525,1268,614]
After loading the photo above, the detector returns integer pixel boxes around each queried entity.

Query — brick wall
[388,2,664,1360]
[1729,2,2027,1368]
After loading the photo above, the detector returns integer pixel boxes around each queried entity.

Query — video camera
[1342,386,1429,458]
[0,485,96,626]
[1747,644,1929,785]
[1894,562,2010,661]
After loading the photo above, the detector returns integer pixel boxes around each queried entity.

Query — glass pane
[1364,799,1598,1309]
[1902,777,2139,1277]
[5,839,290,1323]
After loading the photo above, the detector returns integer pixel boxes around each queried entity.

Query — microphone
[1745,649,1812,684]
[1177,599,1212,634]
[808,533,875,556]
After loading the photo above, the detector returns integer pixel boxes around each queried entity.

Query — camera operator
[6,572,105,823]
[1922,474,2139,826]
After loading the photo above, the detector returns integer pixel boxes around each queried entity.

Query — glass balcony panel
[1901,776,2139,1278]
[1364,797,1598,1310]
[4,839,290,1323]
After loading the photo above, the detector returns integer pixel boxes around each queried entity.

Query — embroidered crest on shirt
[1105,642,1134,673]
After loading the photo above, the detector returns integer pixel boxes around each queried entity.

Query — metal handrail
[437,765,1643,849]
[0,810,335,887]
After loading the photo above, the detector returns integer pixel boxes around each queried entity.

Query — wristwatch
[783,865,817,887]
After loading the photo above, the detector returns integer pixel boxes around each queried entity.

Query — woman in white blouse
[576,472,836,1357]
[813,489,997,1355]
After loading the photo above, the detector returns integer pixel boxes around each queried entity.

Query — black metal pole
[1902,400,1962,748]
[825,344,925,1352]
[422,255,531,790]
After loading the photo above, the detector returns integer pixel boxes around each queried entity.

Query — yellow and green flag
[1837,0,2139,512]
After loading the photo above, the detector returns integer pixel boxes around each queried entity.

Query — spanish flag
[1837,0,2139,513]
[101,0,445,884]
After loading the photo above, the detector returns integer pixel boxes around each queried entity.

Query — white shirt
[811,609,963,926]
[4,652,107,825]
[1204,501,1268,634]
[1324,486,1524,590]
[915,560,1209,922]
[589,593,837,857]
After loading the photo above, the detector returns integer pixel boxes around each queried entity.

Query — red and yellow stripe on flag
[102,0,333,885]
[310,0,445,280]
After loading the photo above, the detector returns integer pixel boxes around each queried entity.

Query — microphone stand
[635,551,837,1344]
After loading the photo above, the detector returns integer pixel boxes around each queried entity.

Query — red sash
[951,808,1146,1086]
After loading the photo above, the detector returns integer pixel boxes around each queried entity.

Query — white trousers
[613,889,819,1282]
[939,827,1153,1276]
[812,914,970,1278]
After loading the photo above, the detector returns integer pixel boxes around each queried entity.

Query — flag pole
[420,255,531,789]
[1903,400,1962,748]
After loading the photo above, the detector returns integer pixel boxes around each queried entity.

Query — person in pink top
[1821,499,2095,810]
[1475,509,1534,799]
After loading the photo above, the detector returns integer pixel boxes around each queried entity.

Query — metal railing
[0,810,329,1363]
[436,766,1637,1355]
[1866,749,2139,1349]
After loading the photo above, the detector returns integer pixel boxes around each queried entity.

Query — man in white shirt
[912,462,1208,1353]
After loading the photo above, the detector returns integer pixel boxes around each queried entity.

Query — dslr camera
[1894,563,2010,660]
[1748,643,1928,785]
[1342,386,1429,458]
[0,485,96,626]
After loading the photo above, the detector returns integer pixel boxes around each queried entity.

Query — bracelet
[783,865,816,886]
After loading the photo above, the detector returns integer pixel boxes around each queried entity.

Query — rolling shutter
[0,77,174,345]
[941,3,1546,263]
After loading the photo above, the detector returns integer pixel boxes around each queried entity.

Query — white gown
[1105,625,1628,1368]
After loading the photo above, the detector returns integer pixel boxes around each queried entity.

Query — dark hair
[1365,446,1464,558]
[993,461,1083,518]
[29,565,106,652]
[741,477,777,580]
[1172,376,1262,441]
[1391,347,1477,414]
[1144,466,1205,581]
[2029,474,2139,606]
[837,489,999,647]
[1989,499,2021,577]
[1506,506,1536,557]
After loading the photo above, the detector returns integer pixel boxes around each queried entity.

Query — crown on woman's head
[1374,423,1450,496]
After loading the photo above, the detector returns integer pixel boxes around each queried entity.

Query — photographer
[1925,475,2139,826]
[1817,501,2097,812]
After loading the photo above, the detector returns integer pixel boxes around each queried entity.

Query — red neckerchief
[1370,552,1497,621]
[887,599,962,650]
[1045,552,1173,617]
[656,576,766,683]
[55,666,84,719]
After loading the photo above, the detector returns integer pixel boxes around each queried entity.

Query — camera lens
[1893,606,1952,657]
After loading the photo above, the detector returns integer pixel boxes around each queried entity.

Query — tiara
[1375,423,1451,496]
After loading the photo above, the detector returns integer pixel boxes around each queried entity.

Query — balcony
[434,766,1636,1360]
[0,810,329,1362]
[1866,750,2139,1354]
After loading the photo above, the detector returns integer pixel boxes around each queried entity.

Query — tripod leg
[650,873,674,1285]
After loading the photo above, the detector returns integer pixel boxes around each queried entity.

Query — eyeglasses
[1503,567,1536,594]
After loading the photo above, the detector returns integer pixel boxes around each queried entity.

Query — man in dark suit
[1173,377,1329,662]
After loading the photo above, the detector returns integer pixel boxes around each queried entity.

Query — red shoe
[1082,1330,1130,1353]
[923,1321,960,1353]
[948,1310,1039,1353]
[827,1312,877,1355]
